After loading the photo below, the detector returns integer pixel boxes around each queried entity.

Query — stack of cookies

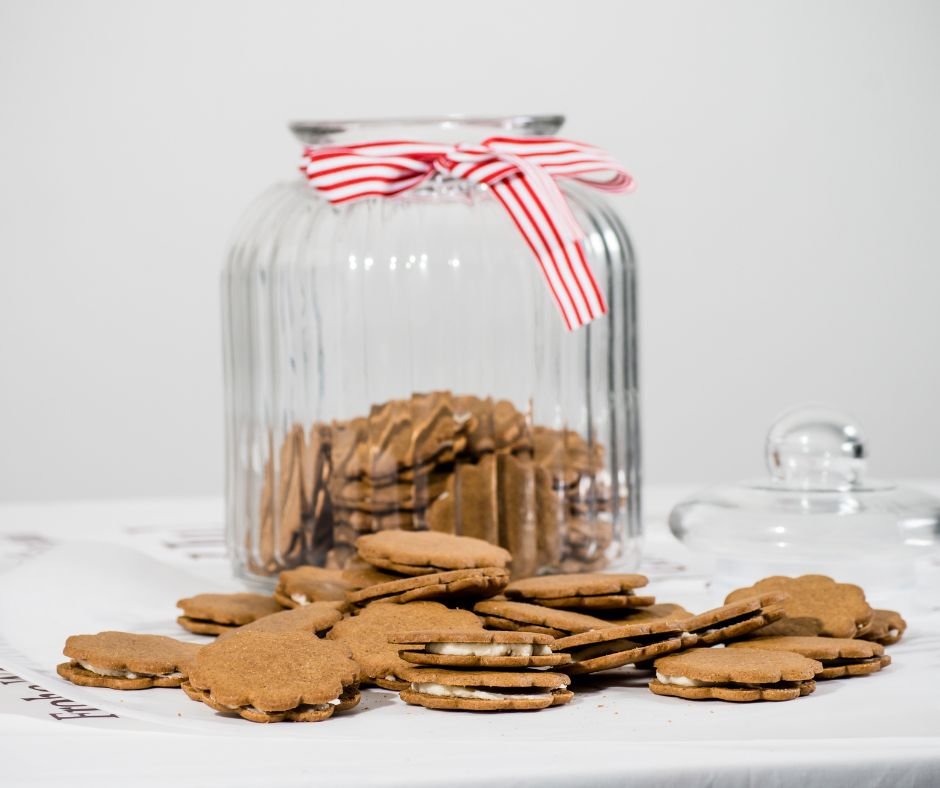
[472,571,660,647]
[344,530,512,607]
[253,390,621,579]
[392,630,573,712]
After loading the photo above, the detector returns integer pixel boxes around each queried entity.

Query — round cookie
[728,636,891,679]
[392,630,571,669]
[554,621,686,675]
[725,575,872,639]
[651,647,821,702]
[858,609,907,646]
[347,567,508,606]
[216,602,344,642]
[473,599,615,636]
[327,601,483,690]
[504,573,653,609]
[176,593,284,635]
[182,630,359,723]
[57,632,201,690]
[399,666,572,711]
[355,531,511,576]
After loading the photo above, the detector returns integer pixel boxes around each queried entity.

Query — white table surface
[1,485,939,788]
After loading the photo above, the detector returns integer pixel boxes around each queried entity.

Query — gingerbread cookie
[725,575,872,639]
[503,573,653,610]
[858,609,907,646]
[176,593,284,635]
[340,559,404,589]
[473,599,615,637]
[728,636,891,679]
[679,594,787,646]
[181,631,359,723]
[393,630,571,669]
[255,425,305,574]
[399,666,572,712]
[57,632,201,690]
[274,566,355,607]
[650,648,821,702]
[347,567,508,606]
[327,601,482,690]
[601,603,693,627]
[554,621,686,675]
[355,531,511,576]
[216,602,344,642]
[496,452,538,579]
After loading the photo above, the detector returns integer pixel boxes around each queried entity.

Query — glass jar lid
[669,406,940,589]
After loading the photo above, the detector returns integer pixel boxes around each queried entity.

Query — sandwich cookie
[554,621,686,675]
[650,648,821,702]
[725,575,872,639]
[327,601,483,690]
[274,566,356,607]
[176,593,283,636]
[858,609,907,646]
[678,594,787,646]
[355,530,512,576]
[57,632,201,690]
[399,666,572,711]
[473,599,615,637]
[347,567,508,607]
[392,630,571,669]
[503,573,653,610]
[600,603,693,627]
[649,648,822,703]
[728,636,891,679]
[181,631,359,723]
[216,602,344,642]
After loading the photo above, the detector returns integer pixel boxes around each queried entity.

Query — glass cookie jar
[221,115,641,585]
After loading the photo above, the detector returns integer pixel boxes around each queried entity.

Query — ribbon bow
[300,137,634,330]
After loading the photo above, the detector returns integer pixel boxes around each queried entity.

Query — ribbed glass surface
[221,117,640,585]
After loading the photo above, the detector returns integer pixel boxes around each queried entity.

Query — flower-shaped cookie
[725,575,872,638]
[57,632,201,690]
[182,630,359,722]
[650,647,822,702]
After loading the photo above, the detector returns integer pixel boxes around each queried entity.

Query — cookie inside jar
[250,391,617,579]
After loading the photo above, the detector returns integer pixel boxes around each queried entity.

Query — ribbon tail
[491,157,606,330]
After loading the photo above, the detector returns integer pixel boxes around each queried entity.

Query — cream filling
[78,661,184,680]
[425,642,551,658]
[656,672,714,687]
[290,593,310,606]
[411,682,563,701]
[655,672,800,690]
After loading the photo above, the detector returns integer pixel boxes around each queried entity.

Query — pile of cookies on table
[56,531,906,722]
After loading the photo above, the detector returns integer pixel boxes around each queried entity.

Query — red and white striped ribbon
[300,137,634,330]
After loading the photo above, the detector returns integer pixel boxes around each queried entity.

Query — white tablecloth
[1,487,938,787]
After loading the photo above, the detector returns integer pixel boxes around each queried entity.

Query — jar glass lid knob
[766,406,867,491]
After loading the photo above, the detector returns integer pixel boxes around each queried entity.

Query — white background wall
[1,0,938,502]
